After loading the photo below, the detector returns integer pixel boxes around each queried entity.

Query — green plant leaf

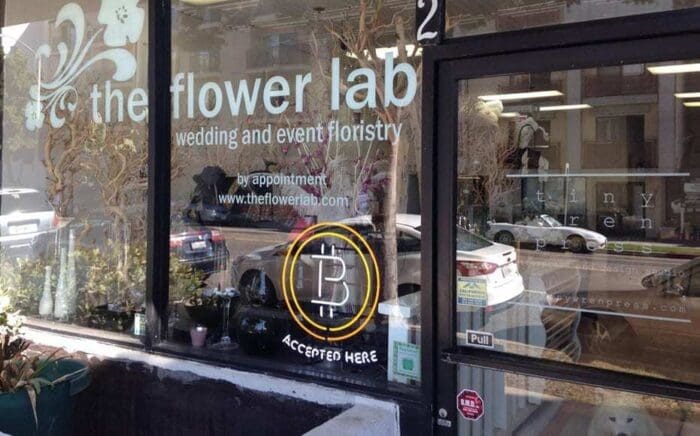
[26,387,38,428]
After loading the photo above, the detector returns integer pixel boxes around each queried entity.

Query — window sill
[19,320,425,405]
[24,318,144,349]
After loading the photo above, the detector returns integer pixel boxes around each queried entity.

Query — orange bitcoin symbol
[281,223,381,342]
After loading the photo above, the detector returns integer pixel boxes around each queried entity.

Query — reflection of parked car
[0,188,57,258]
[184,201,244,227]
[542,258,700,364]
[170,218,229,276]
[525,265,584,362]
[183,164,284,229]
[486,214,607,253]
[231,214,524,311]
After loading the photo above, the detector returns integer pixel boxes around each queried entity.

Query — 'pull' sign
[466,330,494,349]
[416,0,442,45]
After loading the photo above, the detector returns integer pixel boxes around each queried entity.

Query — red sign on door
[456,389,484,421]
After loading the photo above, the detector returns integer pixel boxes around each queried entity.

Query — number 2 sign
[416,0,441,45]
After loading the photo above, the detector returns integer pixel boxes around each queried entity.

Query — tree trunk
[382,131,401,302]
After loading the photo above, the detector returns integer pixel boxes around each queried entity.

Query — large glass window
[446,0,700,38]
[167,0,422,392]
[456,59,700,385]
[0,1,149,337]
[453,366,700,435]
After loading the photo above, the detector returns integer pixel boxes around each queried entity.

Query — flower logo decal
[24,101,45,131]
[98,0,145,47]
[23,1,144,131]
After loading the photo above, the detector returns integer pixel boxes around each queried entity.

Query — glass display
[167,0,422,392]
[0,0,150,337]
[454,367,700,435]
[456,60,700,385]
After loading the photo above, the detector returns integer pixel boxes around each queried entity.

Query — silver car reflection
[231,214,524,312]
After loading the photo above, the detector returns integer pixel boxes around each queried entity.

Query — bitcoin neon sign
[281,223,381,342]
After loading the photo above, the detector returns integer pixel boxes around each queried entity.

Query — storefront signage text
[22,3,418,132]
[282,334,379,365]
[88,54,417,125]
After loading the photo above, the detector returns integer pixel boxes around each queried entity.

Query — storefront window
[0,1,150,337]
[454,366,700,434]
[456,59,700,385]
[446,0,700,38]
[167,0,422,392]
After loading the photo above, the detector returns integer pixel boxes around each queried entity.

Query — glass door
[430,33,700,435]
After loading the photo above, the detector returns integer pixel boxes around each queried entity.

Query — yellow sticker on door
[457,277,488,307]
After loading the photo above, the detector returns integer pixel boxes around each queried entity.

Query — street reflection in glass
[457,61,700,385]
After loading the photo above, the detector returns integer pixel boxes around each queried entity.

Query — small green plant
[169,254,206,303]
[0,239,206,332]
[0,258,47,316]
[0,296,28,362]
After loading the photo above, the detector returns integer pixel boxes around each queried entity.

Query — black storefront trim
[154,341,423,402]
[436,7,700,61]
[443,348,700,403]
[24,319,425,407]
[24,321,427,421]
[420,31,438,411]
[25,318,424,403]
[145,0,172,350]
[424,7,700,429]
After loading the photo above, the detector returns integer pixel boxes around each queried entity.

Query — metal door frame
[421,9,700,433]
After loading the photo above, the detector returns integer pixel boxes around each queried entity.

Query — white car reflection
[486,214,607,253]
[231,214,524,313]
[0,188,57,258]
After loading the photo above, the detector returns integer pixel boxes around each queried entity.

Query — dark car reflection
[170,217,229,276]
[542,258,700,376]
[184,164,284,229]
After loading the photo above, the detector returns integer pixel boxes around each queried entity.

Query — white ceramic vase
[38,265,53,318]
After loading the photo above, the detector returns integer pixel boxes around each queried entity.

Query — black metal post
[433,61,459,435]
[0,0,5,210]
[146,0,172,349]
[420,46,437,431]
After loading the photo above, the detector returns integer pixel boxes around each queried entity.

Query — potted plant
[0,297,91,436]
[169,259,218,329]
[75,243,147,334]
[183,292,222,331]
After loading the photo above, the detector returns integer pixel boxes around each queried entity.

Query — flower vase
[64,229,77,316]
[53,245,69,320]
[38,265,53,318]
[190,325,208,348]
